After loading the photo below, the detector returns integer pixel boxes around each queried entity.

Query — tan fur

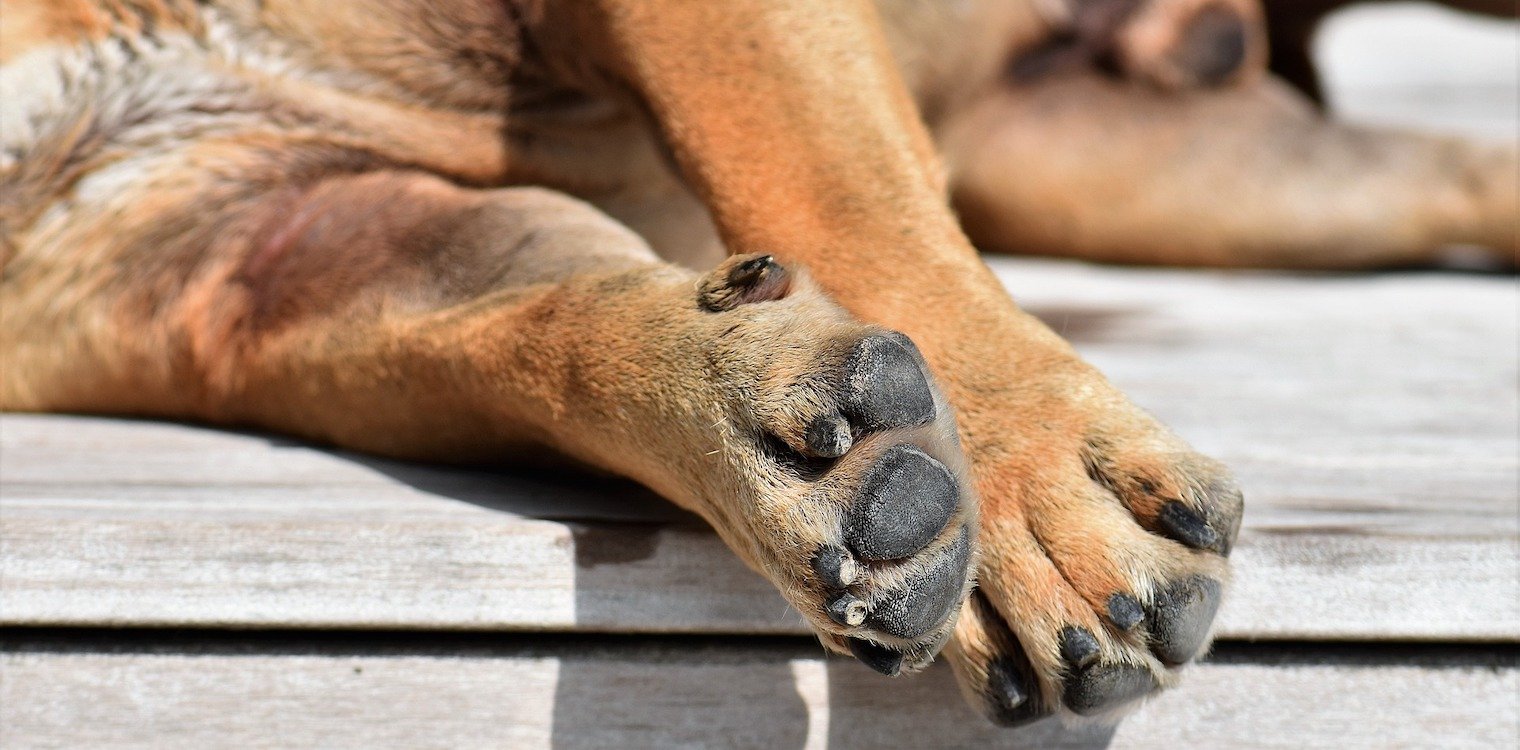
[0,0,1511,724]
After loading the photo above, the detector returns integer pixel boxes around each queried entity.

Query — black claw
[1205,476,1245,557]
[1107,593,1145,632]
[1063,662,1159,716]
[848,638,904,676]
[1146,576,1224,665]
[1059,627,1101,670]
[804,413,853,458]
[845,445,959,561]
[986,655,1050,727]
[841,334,936,433]
[1157,500,1219,550]
[826,593,868,627]
[810,545,858,590]
[866,526,972,639]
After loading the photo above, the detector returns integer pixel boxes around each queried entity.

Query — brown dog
[1,0,1512,727]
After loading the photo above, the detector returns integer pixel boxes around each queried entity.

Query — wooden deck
[4,258,1516,748]
[3,7,1518,749]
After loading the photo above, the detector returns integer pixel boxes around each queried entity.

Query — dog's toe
[866,527,973,639]
[1063,661,1159,716]
[842,334,937,432]
[1147,575,1223,665]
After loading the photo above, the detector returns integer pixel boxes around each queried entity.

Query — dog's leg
[943,73,1517,268]
[553,0,1242,724]
[3,172,979,670]
[1027,0,1268,90]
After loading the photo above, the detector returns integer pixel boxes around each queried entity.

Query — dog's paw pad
[1147,575,1223,665]
[1163,3,1251,87]
[845,444,959,561]
[1063,661,1159,716]
[841,333,937,432]
[865,526,973,639]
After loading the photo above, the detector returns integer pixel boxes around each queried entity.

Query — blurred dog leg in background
[922,0,1517,269]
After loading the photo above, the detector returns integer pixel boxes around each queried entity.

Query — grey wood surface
[2,639,1514,749]
[3,260,1516,640]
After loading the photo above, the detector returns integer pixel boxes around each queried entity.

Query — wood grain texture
[2,639,1514,749]
[3,261,1516,640]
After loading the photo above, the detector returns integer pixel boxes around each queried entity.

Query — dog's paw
[1037,0,1266,89]
[681,255,978,673]
[943,375,1241,725]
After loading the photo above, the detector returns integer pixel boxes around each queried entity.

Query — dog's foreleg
[555,0,1244,724]
[19,171,978,673]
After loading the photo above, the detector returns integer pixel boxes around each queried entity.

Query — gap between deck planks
[2,635,1515,749]
[2,259,1516,641]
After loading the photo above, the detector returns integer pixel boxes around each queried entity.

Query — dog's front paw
[943,366,1242,725]
[676,256,979,673]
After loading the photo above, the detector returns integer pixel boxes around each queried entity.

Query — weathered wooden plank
[1,639,1513,749]
[1,469,1515,638]
[5,262,1514,533]
[2,262,1516,639]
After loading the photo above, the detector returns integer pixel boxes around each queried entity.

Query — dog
[2,0,1513,726]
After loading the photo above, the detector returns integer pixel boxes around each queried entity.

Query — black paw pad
[986,652,1049,727]
[848,638,904,677]
[1147,575,1223,665]
[866,527,971,639]
[845,445,959,561]
[1063,662,1158,716]
[841,334,936,433]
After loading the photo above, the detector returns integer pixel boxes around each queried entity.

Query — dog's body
[1,0,1513,725]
